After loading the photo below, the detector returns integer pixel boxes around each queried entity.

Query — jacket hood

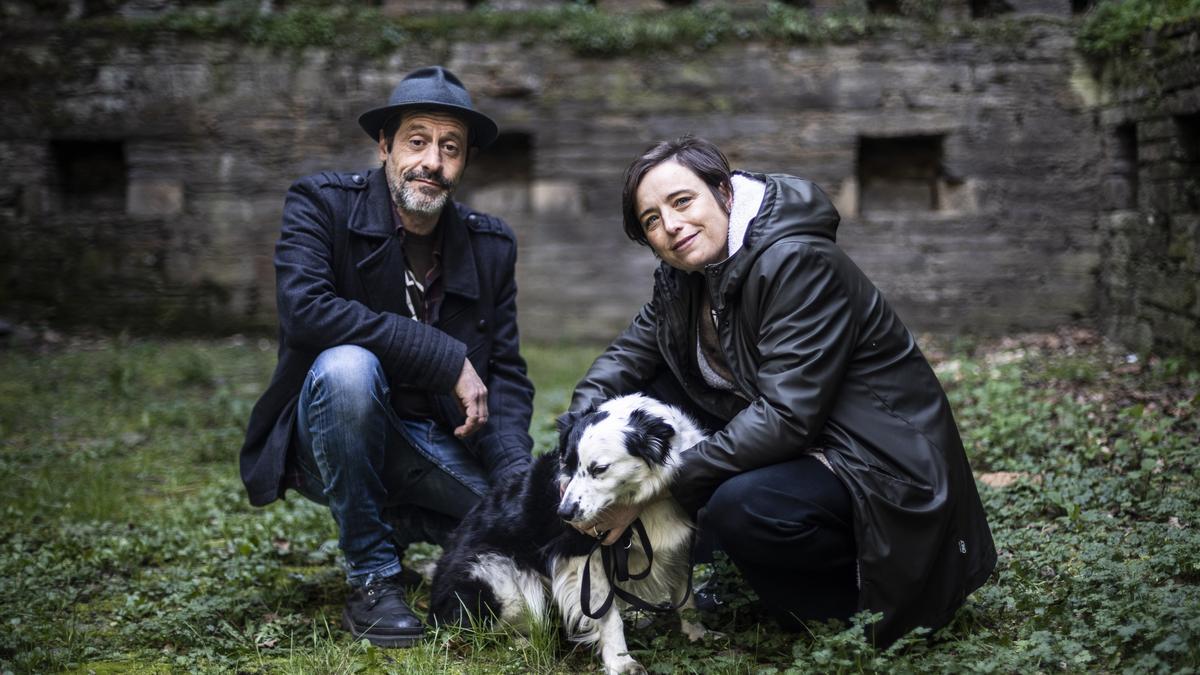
[731,171,840,251]
[710,172,841,303]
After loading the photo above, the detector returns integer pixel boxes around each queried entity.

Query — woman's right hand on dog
[584,502,644,546]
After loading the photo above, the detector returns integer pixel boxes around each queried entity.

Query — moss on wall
[6,0,1047,59]
[1078,0,1200,60]
[1078,0,1200,93]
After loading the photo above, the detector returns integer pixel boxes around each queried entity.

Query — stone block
[1003,0,1071,16]
[1144,159,1193,182]
[1101,176,1137,211]
[939,0,971,21]
[531,180,584,217]
[833,68,885,110]
[1166,179,1200,214]
[599,0,667,10]
[1100,107,1134,128]
[1159,61,1200,93]
[808,0,844,16]
[1162,86,1200,117]
[1142,272,1196,312]
[1099,210,1144,236]
[1137,117,1176,142]
[1173,214,1200,273]
[1139,180,1171,212]
[381,0,466,16]
[1137,139,1174,163]
[834,177,859,219]
[938,178,979,215]
[1140,304,1200,356]
[494,0,563,7]
[466,182,531,220]
[127,179,183,218]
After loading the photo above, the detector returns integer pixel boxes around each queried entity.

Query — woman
[569,136,995,646]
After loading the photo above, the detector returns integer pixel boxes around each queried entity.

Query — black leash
[579,518,694,619]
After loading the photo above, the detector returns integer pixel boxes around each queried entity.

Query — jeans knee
[308,345,386,422]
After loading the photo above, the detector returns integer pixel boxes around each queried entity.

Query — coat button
[351,174,364,185]
[477,319,488,332]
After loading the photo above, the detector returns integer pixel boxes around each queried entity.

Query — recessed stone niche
[857,135,946,214]
[459,131,534,217]
[1105,123,1138,211]
[1176,113,1199,212]
[51,139,126,212]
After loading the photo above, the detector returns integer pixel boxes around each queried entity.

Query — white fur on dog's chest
[636,500,693,560]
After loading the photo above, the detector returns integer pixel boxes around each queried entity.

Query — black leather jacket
[240,168,534,507]
[571,172,995,645]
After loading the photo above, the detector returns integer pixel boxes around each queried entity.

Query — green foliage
[1078,0,1200,60]
[27,0,998,59]
[762,1,872,43]
[1,332,1198,672]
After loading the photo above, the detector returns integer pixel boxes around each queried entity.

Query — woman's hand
[587,502,645,546]
[562,484,666,546]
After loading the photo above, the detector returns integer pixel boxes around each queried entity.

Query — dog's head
[555,394,680,526]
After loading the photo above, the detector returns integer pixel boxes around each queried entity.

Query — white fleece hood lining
[726,173,766,259]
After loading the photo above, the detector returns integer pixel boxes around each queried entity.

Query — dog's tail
[430,554,551,634]
[429,578,501,628]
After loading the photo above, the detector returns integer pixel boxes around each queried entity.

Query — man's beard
[387,164,455,217]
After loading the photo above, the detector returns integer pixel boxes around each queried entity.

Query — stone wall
[1095,23,1200,357]
[0,2,1108,343]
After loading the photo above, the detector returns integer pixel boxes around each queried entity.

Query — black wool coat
[571,172,996,646]
[240,168,534,507]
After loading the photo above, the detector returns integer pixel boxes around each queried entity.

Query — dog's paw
[604,655,647,675]
[680,618,726,643]
[680,618,707,642]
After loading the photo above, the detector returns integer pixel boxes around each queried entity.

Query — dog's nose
[557,499,578,522]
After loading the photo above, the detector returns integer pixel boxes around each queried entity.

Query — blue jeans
[292,345,489,586]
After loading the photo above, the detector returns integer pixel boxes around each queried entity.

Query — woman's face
[635,160,731,273]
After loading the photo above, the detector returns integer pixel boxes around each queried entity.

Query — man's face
[378,111,469,217]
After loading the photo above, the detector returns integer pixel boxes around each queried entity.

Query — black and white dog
[430,394,709,674]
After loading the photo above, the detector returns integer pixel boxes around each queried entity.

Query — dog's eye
[589,463,608,477]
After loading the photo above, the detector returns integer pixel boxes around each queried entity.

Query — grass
[1,328,1198,673]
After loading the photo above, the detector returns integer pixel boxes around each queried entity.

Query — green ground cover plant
[1,329,1197,673]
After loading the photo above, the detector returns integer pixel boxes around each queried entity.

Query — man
[239,66,534,647]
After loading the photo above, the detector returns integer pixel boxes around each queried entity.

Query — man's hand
[453,357,488,438]
[573,502,644,547]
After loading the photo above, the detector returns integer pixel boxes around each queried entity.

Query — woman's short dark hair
[621,136,732,247]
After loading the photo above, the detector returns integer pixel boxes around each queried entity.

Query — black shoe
[693,577,725,613]
[341,573,425,647]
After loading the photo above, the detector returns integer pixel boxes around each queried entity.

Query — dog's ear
[624,408,676,466]
[555,407,590,436]
[555,406,593,474]
[555,406,594,455]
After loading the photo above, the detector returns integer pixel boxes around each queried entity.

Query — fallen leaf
[977,471,1039,489]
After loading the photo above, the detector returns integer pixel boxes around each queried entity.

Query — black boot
[693,575,726,613]
[341,573,425,647]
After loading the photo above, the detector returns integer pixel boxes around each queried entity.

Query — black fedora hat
[358,66,499,149]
